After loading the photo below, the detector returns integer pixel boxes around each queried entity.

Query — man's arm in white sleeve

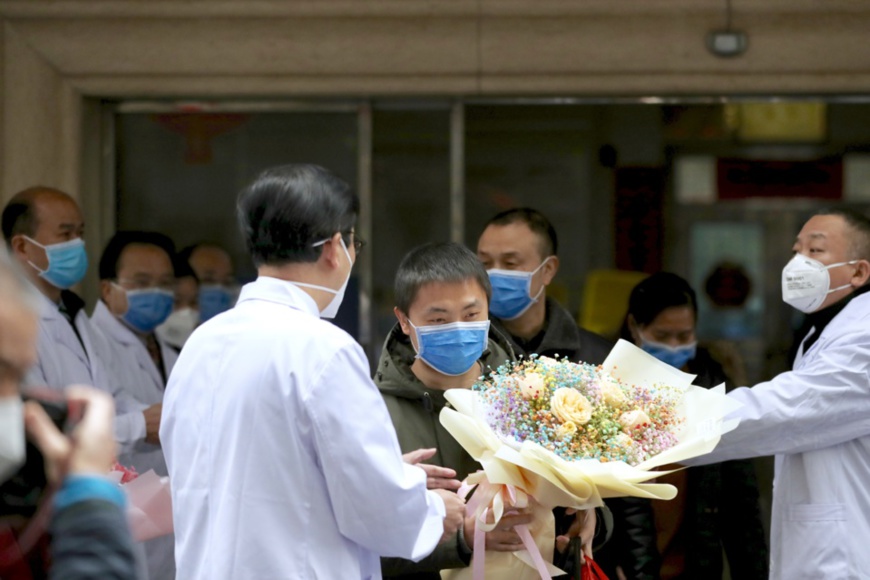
[307,342,447,561]
[691,331,870,465]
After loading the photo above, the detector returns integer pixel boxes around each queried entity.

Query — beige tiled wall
[2,0,870,203]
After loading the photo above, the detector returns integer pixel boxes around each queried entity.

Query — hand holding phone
[23,386,116,483]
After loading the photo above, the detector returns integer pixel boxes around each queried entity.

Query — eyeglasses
[313,232,366,254]
[350,234,366,254]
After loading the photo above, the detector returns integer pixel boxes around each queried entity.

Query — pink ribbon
[461,471,553,580]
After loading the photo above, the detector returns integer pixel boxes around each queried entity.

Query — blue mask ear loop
[407,320,424,357]
[525,256,554,303]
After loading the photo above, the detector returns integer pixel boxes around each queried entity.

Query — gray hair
[394,242,491,314]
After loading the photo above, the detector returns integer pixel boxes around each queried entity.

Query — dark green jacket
[376,322,515,579]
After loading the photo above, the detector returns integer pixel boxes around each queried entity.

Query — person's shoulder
[573,325,614,364]
[844,290,870,320]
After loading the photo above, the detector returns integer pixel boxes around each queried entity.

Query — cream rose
[550,388,593,425]
[619,409,651,431]
[615,432,635,448]
[599,375,627,408]
[517,372,546,399]
[556,421,577,439]
[537,356,561,366]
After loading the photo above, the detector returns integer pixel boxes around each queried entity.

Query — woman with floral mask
[621,272,768,580]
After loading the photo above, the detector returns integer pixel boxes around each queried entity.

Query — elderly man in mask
[687,208,870,579]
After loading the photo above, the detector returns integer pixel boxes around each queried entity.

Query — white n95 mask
[156,307,199,348]
[0,396,25,483]
[781,254,856,314]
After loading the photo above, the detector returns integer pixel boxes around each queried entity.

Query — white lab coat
[694,290,870,579]
[91,300,178,580]
[24,290,148,454]
[161,276,446,580]
[91,300,177,476]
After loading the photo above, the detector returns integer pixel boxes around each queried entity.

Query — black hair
[98,231,176,280]
[483,207,558,257]
[394,242,492,314]
[2,186,67,245]
[178,242,226,265]
[814,207,870,261]
[625,272,697,329]
[236,164,359,267]
[173,253,198,281]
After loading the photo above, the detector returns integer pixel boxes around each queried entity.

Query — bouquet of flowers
[439,339,742,580]
[108,463,173,542]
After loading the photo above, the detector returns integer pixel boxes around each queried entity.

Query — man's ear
[318,233,344,269]
[852,259,870,288]
[9,234,29,261]
[99,279,114,304]
[541,256,559,286]
[394,307,411,336]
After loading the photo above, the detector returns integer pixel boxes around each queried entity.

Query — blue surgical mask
[199,285,235,322]
[487,257,552,320]
[640,336,697,370]
[24,236,88,289]
[117,286,175,333]
[411,320,491,376]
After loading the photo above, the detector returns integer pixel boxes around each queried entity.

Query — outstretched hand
[403,448,462,491]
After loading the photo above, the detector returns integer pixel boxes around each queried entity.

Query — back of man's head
[483,207,558,258]
[98,231,177,280]
[236,164,358,267]
[815,207,870,262]
[1,186,72,246]
[394,242,491,314]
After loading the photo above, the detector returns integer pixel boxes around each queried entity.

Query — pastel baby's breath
[473,354,684,466]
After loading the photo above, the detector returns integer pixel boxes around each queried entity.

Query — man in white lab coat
[92,231,179,580]
[160,164,465,580]
[1,187,162,457]
[689,208,870,579]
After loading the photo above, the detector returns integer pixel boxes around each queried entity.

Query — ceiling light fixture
[706,0,747,58]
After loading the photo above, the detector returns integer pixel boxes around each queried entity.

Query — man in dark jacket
[377,242,538,579]
[477,208,661,580]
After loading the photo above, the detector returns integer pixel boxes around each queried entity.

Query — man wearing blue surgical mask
[477,208,611,366]
[92,230,178,580]
[183,242,237,323]
[477,208,654,580]
[378,242,603,579]
[377,242,537,579]
[2,188,160,460]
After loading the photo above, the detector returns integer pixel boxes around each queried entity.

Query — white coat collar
[237,276,321,317]
[35,289,61,319]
